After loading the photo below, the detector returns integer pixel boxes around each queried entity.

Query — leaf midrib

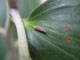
[26,23,80,43]
[28,21,80,26]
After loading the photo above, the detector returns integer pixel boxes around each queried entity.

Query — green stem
[10,9,31,60]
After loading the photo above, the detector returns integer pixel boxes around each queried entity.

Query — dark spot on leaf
[66,38,71,43]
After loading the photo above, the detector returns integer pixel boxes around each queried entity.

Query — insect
[66,38,71,43]
[34,25,46,33]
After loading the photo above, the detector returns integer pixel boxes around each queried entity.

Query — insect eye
[34,26,46,33]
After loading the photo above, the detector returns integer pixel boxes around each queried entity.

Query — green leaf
[24,0,80,60]
[17,0,40,18]
[0,0,8,27]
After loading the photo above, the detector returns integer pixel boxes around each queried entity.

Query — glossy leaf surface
[24,0,80,60]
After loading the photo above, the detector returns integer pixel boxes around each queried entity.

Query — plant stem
[10,9,31,60]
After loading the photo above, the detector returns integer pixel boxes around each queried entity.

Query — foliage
[24,0,80,60]
[0,0,80,60]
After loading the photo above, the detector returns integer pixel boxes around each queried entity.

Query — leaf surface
[24,0,80,60]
